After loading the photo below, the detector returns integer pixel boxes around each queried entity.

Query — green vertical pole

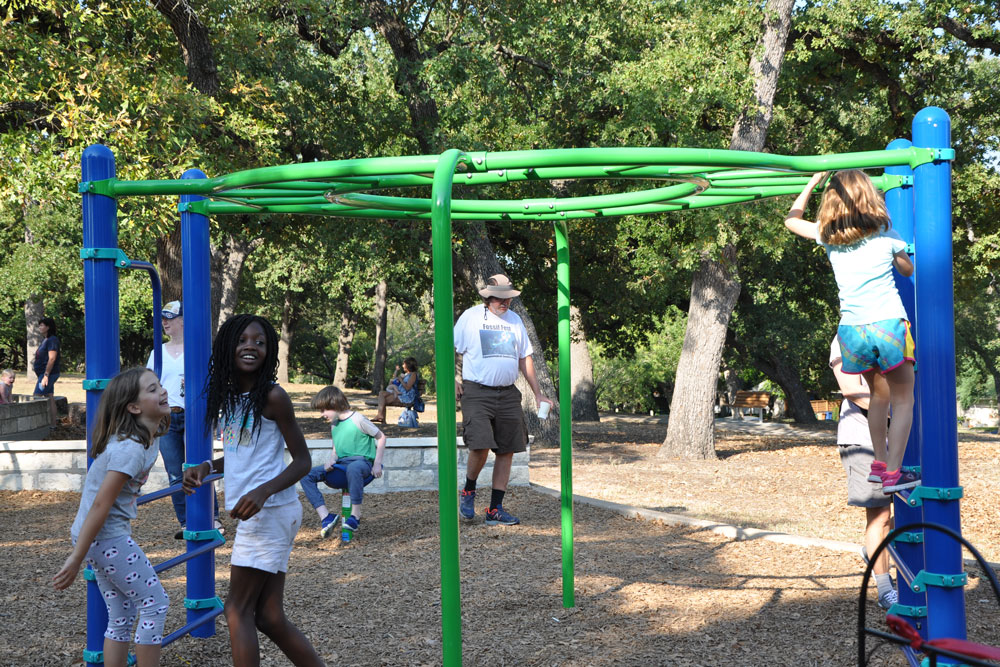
[432,149,465,667]
[554,219,575,608]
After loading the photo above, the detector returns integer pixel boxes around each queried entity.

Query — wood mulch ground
[11,389,1000,665]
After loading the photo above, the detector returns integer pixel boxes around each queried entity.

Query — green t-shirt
[333,412,377,461]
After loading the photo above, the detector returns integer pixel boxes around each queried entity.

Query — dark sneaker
[459,489,476,520]
[174,528,185,540]
[878,587,899,610]
[320,514,340,539]
[485,506,520,526]
[881,469,921,494]
[344,515,360,532]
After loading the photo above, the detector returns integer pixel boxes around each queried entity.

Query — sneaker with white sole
[484,505,520,526]
[868,460,887,483]
[878,587,899,610]
[881,469,921,494]
[320,514,340,538]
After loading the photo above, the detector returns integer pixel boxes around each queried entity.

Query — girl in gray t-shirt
[52,367,172,665]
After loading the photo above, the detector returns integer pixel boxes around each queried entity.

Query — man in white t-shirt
[455,274,553,526]
[830,336,897,610]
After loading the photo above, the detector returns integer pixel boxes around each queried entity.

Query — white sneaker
[214,519,225,536]
[877,587,898,610]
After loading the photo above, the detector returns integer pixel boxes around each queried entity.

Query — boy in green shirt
[299,386,386,538]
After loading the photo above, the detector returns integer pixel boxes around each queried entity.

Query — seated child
[299,385,386,538]
[0,369,14,404]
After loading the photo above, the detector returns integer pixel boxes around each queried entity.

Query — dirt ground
[8,379,1000,665]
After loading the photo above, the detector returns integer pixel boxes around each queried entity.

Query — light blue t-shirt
[819,228,908,325]
[71,435,160,542]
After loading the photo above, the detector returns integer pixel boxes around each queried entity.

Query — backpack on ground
[398,408,419,428]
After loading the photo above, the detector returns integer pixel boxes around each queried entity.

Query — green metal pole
[554,219,575,608]
[431,149,465,667]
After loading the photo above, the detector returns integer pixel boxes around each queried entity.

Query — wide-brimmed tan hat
[478,274,521,299]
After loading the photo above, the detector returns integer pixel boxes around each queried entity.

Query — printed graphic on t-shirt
[479,326,516,359]
[223,411,253,452]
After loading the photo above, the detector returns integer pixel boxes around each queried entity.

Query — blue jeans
[299,457,374,508]
[160,410,219,526]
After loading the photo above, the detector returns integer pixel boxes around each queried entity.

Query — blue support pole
[884,139,927,630]
[81,144,121,666]
[912,107,964,648]
[180,169,216,638]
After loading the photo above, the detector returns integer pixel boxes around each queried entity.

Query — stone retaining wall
[0,437,530,495]
[0,395,55,441]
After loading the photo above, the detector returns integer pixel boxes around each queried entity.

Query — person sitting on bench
[299,386,386,538]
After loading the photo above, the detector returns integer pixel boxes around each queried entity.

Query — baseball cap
[161,301,183,319]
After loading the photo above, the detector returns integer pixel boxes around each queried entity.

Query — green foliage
[957,358,997,411]
[590,306,686,413]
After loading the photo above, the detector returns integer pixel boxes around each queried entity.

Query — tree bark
[210,231,259,333]
[277,290,294,385]
[459,220,560,446]
[155,224,184,303]
[371,279,388,394]
[24,298,44,384]
[742,347,815,423]
[151,0,220,96]
[660,0,795,459]
[333,294,357,388]
[24,223,44,384]
[569,305,600,422]
[661,248,742,458]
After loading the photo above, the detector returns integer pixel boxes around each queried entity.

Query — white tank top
[221,397,297,511]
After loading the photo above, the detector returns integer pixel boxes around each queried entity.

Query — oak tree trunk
[747,349,815,423]
[210,230,259,333]
[155,224,184,303]
[371,279,388,394]
[333,294,357,388]
[277,290,295,385]
[570,305,600,422]
[660,0,795,459]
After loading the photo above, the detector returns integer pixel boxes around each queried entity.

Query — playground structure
[79,106,961,666]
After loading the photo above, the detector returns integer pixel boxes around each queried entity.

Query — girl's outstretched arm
[229,385,312,520]
[784,171,828,240]
[52,471,129,590]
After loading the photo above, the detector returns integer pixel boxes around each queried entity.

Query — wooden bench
[810,399,840,420]
[733,391,771,420]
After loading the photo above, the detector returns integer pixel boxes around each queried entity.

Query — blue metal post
[180,169,216,637]
[884,138,927,630]
[81,145,121,665]
[912,107,964,646]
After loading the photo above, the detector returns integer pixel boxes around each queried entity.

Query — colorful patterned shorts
[837,319,915,375]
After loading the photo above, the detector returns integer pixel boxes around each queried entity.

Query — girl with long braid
[183,315,324,667]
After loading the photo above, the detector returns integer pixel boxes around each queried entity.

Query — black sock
[464,478,477,493]
[490,489,505,511]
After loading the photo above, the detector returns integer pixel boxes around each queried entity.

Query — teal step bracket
[82,378,110,391]
[82,649,136,665]
[80,247,133,268]
[83,566,96,581]
[910,569,968,593]
[892,531,924,544]
[887,603,927,618]
[184,596,224,611]
[904,485,963,508]
[182,528,225,542]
